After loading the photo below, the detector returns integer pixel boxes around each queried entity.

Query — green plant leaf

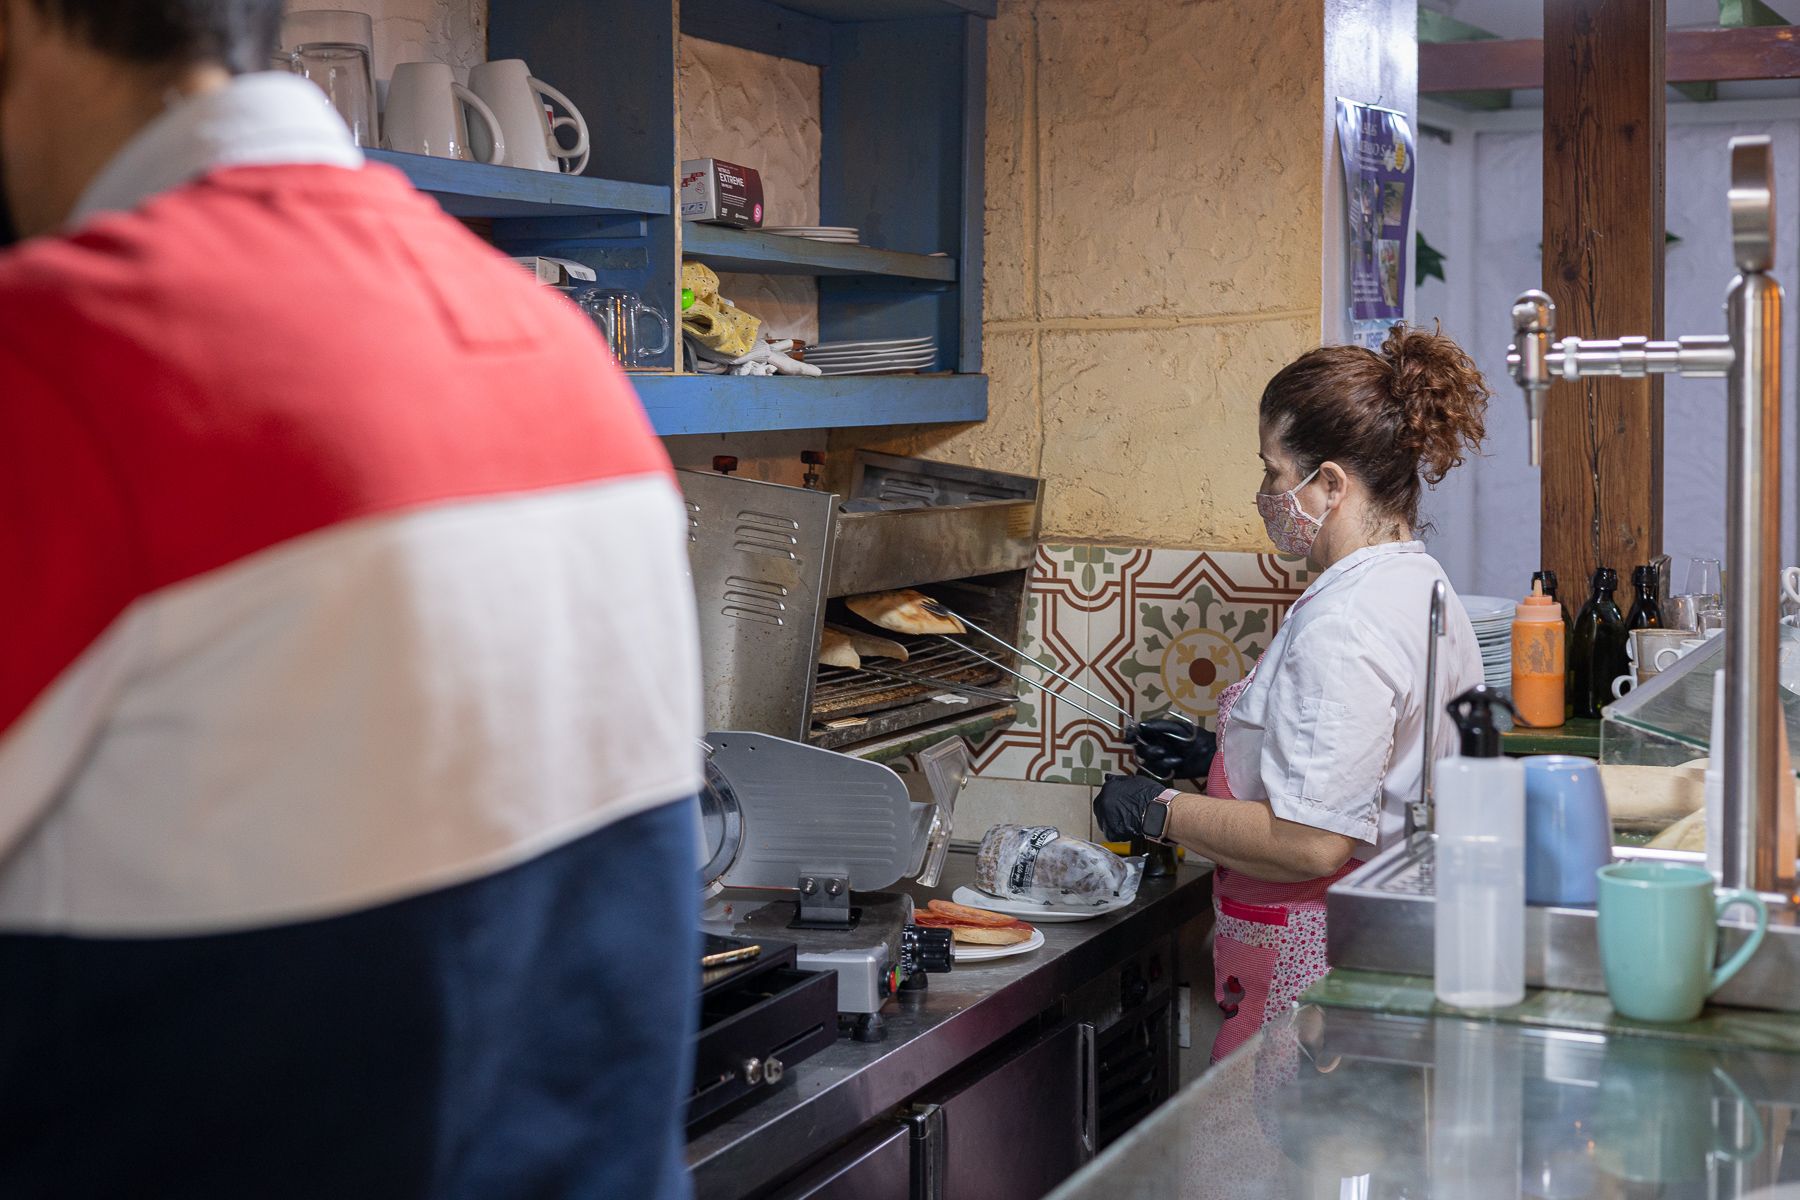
[1416,231,1447,287]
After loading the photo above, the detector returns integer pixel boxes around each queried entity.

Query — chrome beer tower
[1508,136,1787,893]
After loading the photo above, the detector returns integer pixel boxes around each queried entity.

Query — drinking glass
[280,10,378,148]
[574,289,671,367]
[1685,556,1723,601]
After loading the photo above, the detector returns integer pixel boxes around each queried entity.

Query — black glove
[1132,715,1216,783]
[1093,774,1168,842]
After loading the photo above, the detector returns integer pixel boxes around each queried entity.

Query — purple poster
[1336,98,1416,349]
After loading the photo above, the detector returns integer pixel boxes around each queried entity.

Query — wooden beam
[1421,24,1800,92]
[1540,0,1666,600]
[1418,9,1512,109]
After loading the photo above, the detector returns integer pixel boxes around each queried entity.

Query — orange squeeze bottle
[1512,580,1565,728]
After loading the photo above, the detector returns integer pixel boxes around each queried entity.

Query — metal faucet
[1410,579,1447,837]
[1505,135,1788,893]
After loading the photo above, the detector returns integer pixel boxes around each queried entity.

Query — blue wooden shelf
[769,0,993,19]
[630,373,986,435]
[682,223,956,281]
[365,149,671,218]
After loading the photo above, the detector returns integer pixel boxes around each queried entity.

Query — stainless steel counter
[1049,1003,1800,1199]
[686,850,1214,1200]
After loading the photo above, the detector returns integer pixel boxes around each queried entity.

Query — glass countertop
[1049,1006,1800,1199]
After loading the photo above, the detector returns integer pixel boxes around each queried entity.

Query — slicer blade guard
[699,731,940,893]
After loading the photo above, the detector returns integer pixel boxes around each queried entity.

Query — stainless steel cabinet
[766,1127,910,1200]
[905,1021,1095,1200]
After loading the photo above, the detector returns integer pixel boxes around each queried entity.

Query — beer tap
[1503,136,1789,893]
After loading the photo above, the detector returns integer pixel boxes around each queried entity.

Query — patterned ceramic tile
[973,544,1309,783]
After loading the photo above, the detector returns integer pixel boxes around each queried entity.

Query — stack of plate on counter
[804,337,938,376]
[763,225,860,244]
[1462,594,1516,691]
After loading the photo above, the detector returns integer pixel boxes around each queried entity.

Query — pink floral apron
[1206,594,1363,1064]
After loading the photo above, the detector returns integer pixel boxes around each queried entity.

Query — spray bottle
[1435,685,1526,1009]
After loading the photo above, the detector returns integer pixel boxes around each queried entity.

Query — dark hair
[26,0,282,74]
[1259,323,1490,527]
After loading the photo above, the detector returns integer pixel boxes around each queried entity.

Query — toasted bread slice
[827,624,910,663]
[947,924,1033,946]
[818,627,861,670]
[845,589,966,636]
[926,898,1018,927]
[915,900,1036,947]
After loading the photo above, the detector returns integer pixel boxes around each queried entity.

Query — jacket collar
[70,72,362,231]
[1298,539,1425,601]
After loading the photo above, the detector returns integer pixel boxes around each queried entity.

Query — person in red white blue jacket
[0,2,704,1196]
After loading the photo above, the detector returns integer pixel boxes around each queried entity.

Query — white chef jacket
[1221,541,1483,857]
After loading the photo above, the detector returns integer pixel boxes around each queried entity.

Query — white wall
[282,0,486,84]
[1321,0,1420,342]
[1415,99,1800,601]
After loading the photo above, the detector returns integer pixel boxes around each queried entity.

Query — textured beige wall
[678,38,822,344]
[851,0,1333,552]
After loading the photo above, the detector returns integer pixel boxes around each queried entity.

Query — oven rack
[811,634,1012,723]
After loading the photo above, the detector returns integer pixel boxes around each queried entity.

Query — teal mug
[1596,861,1768,1022]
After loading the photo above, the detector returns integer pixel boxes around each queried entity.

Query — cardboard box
[680,158,764,228]
[510,256,596,286]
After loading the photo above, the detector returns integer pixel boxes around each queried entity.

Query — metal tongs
[918,598,1202,779]
[920,597,1196,880]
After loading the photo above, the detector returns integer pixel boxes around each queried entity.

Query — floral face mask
[1255,467,1325,556]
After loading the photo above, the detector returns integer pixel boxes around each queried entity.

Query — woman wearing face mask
[1096,325,1489,1062]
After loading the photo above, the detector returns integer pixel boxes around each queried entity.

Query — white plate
[808,349,936,359]
[811,352,940,363]
[950,886,1132,922]
[1463,595,1516,622]
[811,357,939,369]
[808,337,937,351]
[806,349,939,363]
[816,365,935,376]
[952,928,1046,962]
[811,350,940,361]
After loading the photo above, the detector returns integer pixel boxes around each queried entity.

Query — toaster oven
[680,453,1043,754]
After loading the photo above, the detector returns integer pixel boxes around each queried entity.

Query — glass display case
[1600,625,1800,768]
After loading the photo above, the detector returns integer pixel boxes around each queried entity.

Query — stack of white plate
[763,225,860,244]
[805,337,937,376]
[1462,594,1516,690]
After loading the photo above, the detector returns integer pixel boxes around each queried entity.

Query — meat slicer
[698,731,959,1041]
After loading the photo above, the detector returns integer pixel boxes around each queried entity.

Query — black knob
[712,455,738,475]
[902,925,954,974]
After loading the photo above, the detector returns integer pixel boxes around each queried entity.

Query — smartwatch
[1140,788,1180,844]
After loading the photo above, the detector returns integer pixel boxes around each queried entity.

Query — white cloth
[1221,541,1483,855]
[70,72,361,231]
[685,335,822,377]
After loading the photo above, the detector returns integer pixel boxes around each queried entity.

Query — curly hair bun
[1380,324,1491,485]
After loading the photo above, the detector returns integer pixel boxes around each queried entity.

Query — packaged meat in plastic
[975,824,1145,906]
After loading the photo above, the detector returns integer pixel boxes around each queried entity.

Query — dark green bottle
[1626,564,1663,630]
[1571,567,1629,718]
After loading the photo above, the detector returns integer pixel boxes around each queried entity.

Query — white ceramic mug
[1782,566,1800,607]
[383,62,504,163]
[1630,628,1691,683]
[468,58,589,174]
[1611,674,1636,701]
[1653,639,1709,672]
